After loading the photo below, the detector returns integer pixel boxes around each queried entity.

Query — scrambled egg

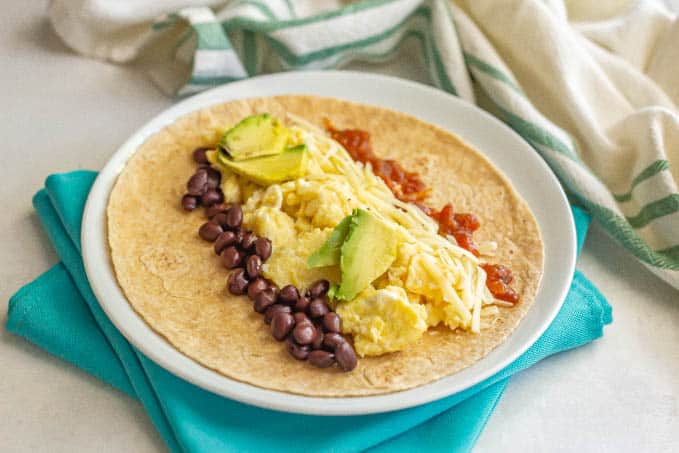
[215,123,494,357]
[335,286,427,357]
[236,176,356,290]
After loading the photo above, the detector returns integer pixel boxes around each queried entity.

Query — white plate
[82,71,575,416]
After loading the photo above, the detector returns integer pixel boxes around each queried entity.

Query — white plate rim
[82,70,576,416]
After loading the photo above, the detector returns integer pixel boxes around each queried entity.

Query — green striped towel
[49,0,679,289]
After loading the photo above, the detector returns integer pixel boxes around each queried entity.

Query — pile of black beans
[181,147,224,211]
[182,147,358,372]
[267,281,357,371]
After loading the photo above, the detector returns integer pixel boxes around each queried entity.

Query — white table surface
[2,2,678,452]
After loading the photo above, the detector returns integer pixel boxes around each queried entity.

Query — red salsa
[429,203,481,257]
[325,120,430,203]
[326,122,519,304]
[481,264,519,304]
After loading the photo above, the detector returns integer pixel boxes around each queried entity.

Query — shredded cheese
[284,115,495,333]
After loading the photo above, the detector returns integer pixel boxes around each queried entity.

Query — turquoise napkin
[7,171,611,453]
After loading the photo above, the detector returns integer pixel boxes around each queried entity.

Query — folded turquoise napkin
[7,171,611,452]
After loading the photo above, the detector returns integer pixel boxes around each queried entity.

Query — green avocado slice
[336,209,397,300]
[216,145,307,185]
[219,113,289,161]
[307,215,353,269]
[308,209,398,301]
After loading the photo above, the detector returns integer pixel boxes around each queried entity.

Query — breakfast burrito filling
[184,112,519,365]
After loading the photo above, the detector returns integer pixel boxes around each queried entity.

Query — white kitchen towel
[48,0,679,290]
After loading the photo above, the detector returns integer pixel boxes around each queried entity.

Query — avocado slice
[307,215,353,269]
[216,145,307,185]
[336,209,397,300]
[219,113,289,161]
[308,209,398,301]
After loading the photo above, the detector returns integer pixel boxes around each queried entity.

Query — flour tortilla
[107,95,543,396]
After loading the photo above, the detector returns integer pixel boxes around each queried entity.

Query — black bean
[192,147,210,164]
[278,285,299,305]
[294,295,311,313]
[293,312,311,326]
[265,281,279,298]
[254,288,277,313]
[254,237,272,261]
[240,231,257,251]
[206,167,221,189]
[181,194,198,211]
[308,350,335,368]
[245,255,262,279]
[221,246,243,269]
[292,323,315,345]
[308,298,329,318]
[205,203,228,219]
[286,337,310,360]
[311,329,324,350]
[225,205,243,229]
[214,231,237,255]
[335,341,358,371]
[201,188,223,206]
[322,312,342,333]
[187,169,208,195]
[264,304,291,324]
[271,312,295,341]
[247,277,268,300]
[211,213,229,228]
[227,268,248,295]
[199,221,223,241]
[322,332,346,351]
[309,279,330,299]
